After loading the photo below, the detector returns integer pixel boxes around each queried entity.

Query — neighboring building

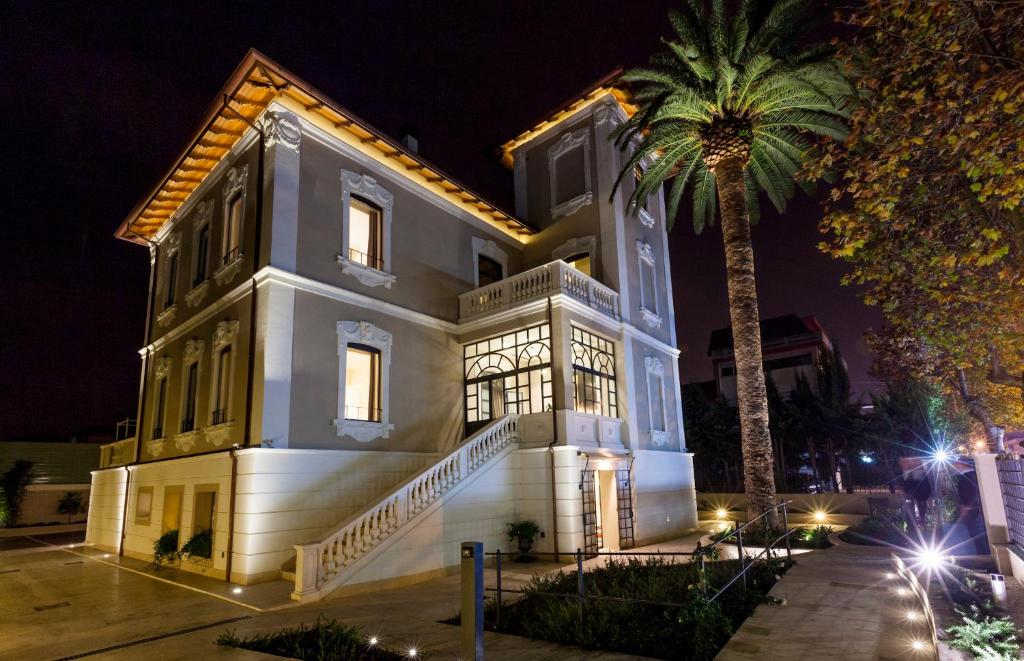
[708,314,834,404]
[87,51,697,600]
[0,430,106,484]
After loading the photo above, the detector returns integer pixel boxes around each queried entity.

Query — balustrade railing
[99,437,136,469]
[458,260,619,321]
[292,414,520,600]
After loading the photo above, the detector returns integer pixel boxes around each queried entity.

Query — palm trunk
[715,156,778,526]
[807,437,822,490]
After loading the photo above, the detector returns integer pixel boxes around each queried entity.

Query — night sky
[0,1,882,439]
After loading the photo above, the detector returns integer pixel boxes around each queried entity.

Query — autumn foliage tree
[811,0,1024,441]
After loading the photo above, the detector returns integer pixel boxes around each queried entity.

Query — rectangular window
[181,362,198,433]
[164,253,178,308]
[153,377,167,439]
[224,193,243,264]
[564,252,592,277]
[345,344,381,421]
[348,196,383,270]
[648,372,666,432]
[212,346,231,425]
[135,486,153,524]
[570,327,617,418]
[477,254,503,286]
[162,486,183,534]
[640,260,658,315]
[554,146,586,205]
[193,224,210,287]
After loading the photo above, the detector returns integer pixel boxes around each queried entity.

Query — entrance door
[465,377,508,435]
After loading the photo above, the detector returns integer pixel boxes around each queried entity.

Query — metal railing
[152,426,164,440]
[347,247,384,271]
[211,409,229,425]
[343,405,382,422]
[115,418,136,441]
[222,246,241,266]
[180,418,195,434]
[699,500,796,602]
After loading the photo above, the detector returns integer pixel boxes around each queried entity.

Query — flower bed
[218,618,404,660]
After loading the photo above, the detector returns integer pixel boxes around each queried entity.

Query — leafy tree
[614,0,854,521]
[682,384,742,492]
[811,0,1024,441]
[0,460,34,527]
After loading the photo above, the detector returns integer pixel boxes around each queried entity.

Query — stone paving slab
[715,538,935,661]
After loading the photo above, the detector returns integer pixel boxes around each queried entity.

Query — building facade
[708,314,834,405]
[87,51,697,600]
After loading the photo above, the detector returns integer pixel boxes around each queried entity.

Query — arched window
[463,324,551,433]
[571,326,618,418]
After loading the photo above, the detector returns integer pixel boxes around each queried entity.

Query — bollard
[991,574,1008,607]
[781,503,792,562]
[461,541,484,661]
[737,529,746,591]
[495,549,502,631]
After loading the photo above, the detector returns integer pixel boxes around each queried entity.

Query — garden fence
[482,501,796,636]
[996,458,1024,546]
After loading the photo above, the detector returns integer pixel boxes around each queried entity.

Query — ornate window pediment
[337,169,396,288]
[262,110,302,153]
[645,356,669,447]
[548,127,593,220]
[471,237,509,287]
[334,321,394,442]
[636,240,662,329]
[216,165,248,286]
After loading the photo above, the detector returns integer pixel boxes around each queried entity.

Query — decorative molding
[185,280,210,308]
[221,164,248,266]
[156,305,177,328]
[552,235,597,263]
[645,356,669,447]
[637,207,655,229]
[471,237,509,287]
[644,356,665,377]
[165,232,181,254]
[636,240,656,265]
[214,252,244,286]
[154,356,173,379]
[189,200,214,290]
[339,169,395,287]
[212,319,240,350]
[223,165,248,208]
[205,421,234,447]
[548,127,593,220]
[336,256,397,288]
[146,439,166,458]
[650,429,669,447]
[174,430,200,453]
[183,338,205,364]
[641,307,663,329]
[263,110,302,153]
[593,100,624,129]
[335,321,394,442]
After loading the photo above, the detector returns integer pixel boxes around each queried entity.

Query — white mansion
[88,51,697,600]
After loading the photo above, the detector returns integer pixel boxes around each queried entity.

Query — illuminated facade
[87,51,696,598]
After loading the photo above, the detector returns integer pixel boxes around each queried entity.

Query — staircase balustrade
[292,415,520,600]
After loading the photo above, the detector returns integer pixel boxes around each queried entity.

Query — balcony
[98,438,136,469]
[459,260,620,322]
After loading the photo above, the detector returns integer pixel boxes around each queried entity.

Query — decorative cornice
[340,169,394,211]
[183,338,205,363]
[224,164,249,199]
[552,235,597,263]
[336,257,397,288]
[185,281,210,308]
[551,192,593,220]
[154,356,173,379]
[195,199,214,226]
[147,438,166,457]
[156,305,177,328]
[636,240,656,265]
[338,320,392,350]
[637,208,655,229]
[593,100,624,129]
[645,356,665,377]
[641,307,663,329]
[214,252,244,286]
[175,430,200,453]
[205,421,234,447]
[263,109,302,153]
[332,419,394,443]
[212,319,240,349]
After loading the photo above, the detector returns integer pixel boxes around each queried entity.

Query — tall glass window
[571,326,618,418]
[345,344,381,421]
[224,193,243,263]
[164,253,178,308]
[477,254,503,286]
[193,224,210,286]
[463,324,552,434]
[212,346,232,425]
[348,196,383,270]
[153,377,167,439]
[181,362,198,432]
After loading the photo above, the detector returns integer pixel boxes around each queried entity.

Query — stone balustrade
[458,260,620,322]
[98,438,136,468]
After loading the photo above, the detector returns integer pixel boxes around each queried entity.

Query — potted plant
[507,520,541,560]
[153,529,179,569]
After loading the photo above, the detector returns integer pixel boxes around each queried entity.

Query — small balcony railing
[211,409,229,425]
[180,418,195,434]
[99,437,136,469]
[458,260,620,322]
[344,405,382,423]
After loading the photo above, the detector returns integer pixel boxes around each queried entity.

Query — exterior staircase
[289,415,519,601]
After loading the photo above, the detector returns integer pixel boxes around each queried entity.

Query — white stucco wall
[631,450,698,546]
[85,468,127,552]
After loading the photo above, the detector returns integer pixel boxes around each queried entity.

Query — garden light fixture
[896,587,908,597]
[905,610,919,621]
[232,587,243,595]
[813,510,827,523]
[368,636,379,646]
[407,648,418,658]
[716,508,728,519]
[911,640,926,651]
[913,545,948,572]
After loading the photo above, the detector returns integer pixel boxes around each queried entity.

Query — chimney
[399,123,419,153]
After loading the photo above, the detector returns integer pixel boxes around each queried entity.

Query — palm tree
[614,0,853,522]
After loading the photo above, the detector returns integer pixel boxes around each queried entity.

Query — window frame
[205,320,239,446]
[344,343,382,422]
[471,237,509,287]
[214,165,248,286]
[134,486,154,525]
[151,357,172,444]
[636,240,662,328]
[176,339,204,451]
[552,235,597,277]
[570,325,618,419]
[645,357,669,446]
[191,200,214,290]
[337,169,396,288]
[548,127,593,219]
[334,321,394,441]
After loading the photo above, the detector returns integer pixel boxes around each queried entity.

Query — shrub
[57,491,85,523]
[507,520,541,547]
[153,529,179,567]
[838,510,906,546]
[218,617,404,660]
[947,605,1020,660]
[483,556,788,660]
[0,460,34,527]
[710,524,832,550]
[180,529,213,560]
[799,525,833,549]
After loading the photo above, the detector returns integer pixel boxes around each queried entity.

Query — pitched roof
[116,49,532,245]
[707,314,826,356]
